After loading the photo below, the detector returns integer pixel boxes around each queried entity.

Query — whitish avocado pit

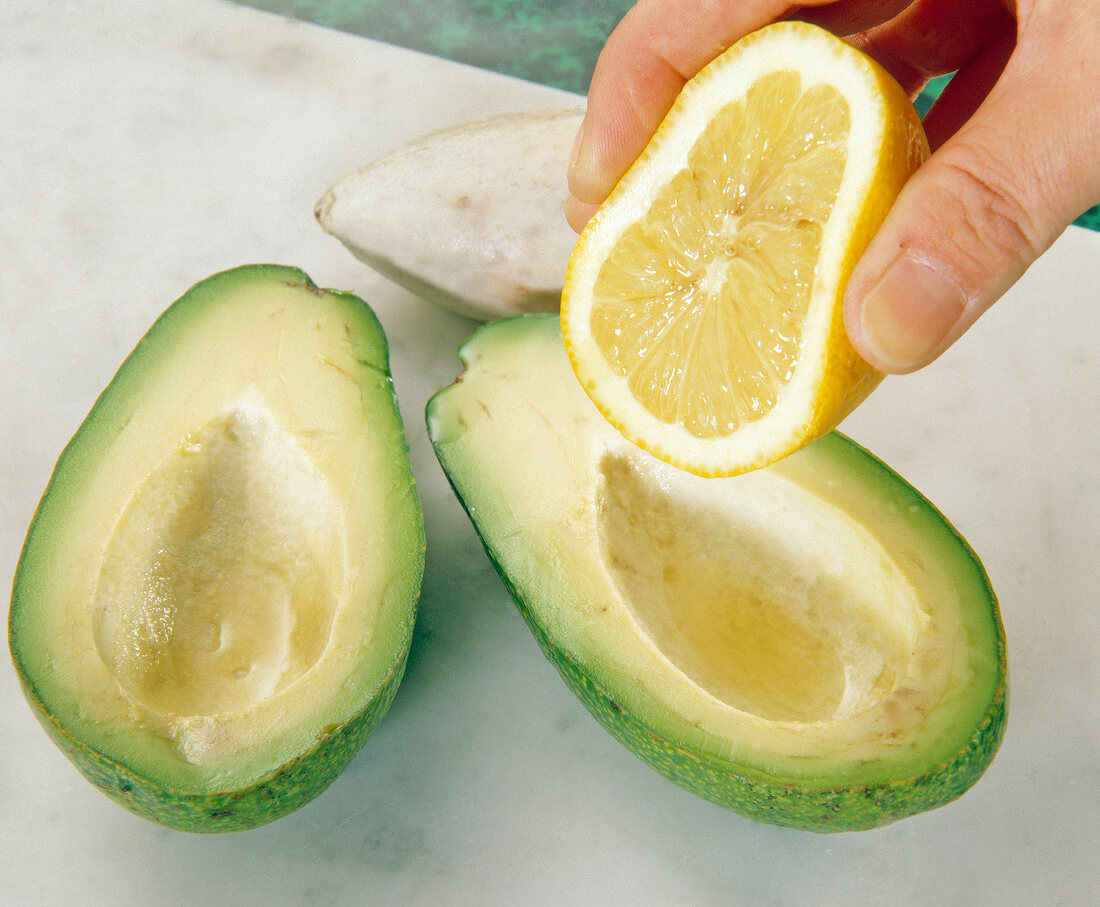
[93,403,344,725]
[597,453,924,724]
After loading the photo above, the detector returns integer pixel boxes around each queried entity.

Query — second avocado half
[427,314,1007,833]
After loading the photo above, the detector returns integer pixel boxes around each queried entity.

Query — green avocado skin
[427,315,1008,833]
[18,655,407,833]
[9,265,424,833]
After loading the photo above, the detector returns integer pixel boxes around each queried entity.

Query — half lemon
[562,21,928,477]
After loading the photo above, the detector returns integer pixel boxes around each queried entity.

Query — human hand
[566,0,1100,373]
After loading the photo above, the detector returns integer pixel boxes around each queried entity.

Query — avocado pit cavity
[597,452,925,724]
[93,403,344,726]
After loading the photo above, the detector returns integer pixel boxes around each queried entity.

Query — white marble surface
[2,0,1098,903]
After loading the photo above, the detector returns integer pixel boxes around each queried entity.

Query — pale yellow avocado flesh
[597,452,928,728]
[11,267,423,807]
[428,315,1006,822]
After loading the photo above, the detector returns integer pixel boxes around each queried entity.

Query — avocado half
[9,265,424,832]
[427,314,1007,832]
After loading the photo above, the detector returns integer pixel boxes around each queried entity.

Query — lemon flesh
[591,71,849,438]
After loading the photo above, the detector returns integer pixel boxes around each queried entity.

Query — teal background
[236,0,1098,231]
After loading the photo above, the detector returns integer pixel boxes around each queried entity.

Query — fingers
[844,2,1100,372]
[847,0,1012,103]
[568,0,1020,230]
[571,0,1100,377]
[795,0,914,42]
[564,196,601,234]
[917,6,1015,150]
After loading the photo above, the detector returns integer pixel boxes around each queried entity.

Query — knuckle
[931,136,1046,271]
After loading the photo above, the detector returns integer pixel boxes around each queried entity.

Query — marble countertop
[2,1,1097,903]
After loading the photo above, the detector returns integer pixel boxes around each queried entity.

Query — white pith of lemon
[562,22,928,477]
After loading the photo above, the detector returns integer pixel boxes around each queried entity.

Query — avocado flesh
[9,265,424,831]
[427,314,1006,831]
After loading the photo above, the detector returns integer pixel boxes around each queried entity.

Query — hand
[566,0,1100,373]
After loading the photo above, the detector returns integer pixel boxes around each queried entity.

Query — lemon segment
[562,22,928,476]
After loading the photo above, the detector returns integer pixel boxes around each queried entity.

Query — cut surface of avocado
[9,265,424,832]
[427,314,1006,832]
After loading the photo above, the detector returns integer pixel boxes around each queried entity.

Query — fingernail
[858,251,968,371]
[568,120,586,175]
[567,118,605,203]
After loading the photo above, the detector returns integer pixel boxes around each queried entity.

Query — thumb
[843,26,1099,373]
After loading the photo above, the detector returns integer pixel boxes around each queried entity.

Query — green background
[236,0,1098,231]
